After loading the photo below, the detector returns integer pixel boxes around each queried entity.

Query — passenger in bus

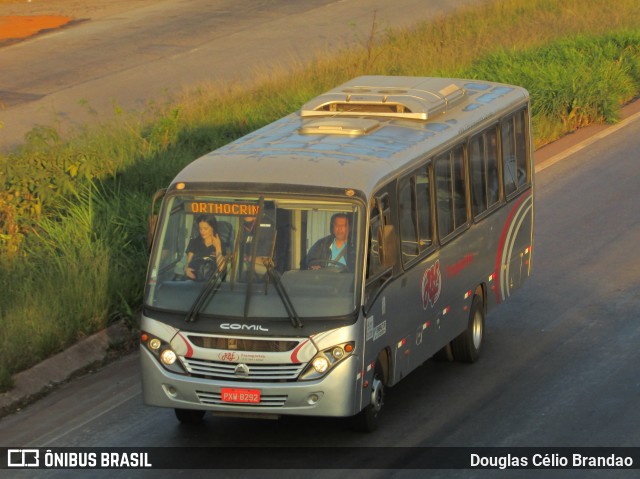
[239,215,276,280]
[304,213,355,271]
[184,215,225,281]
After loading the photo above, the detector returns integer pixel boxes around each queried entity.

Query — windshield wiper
[243,196,265,318]
[264,259,303,329]
[185,254,230,323]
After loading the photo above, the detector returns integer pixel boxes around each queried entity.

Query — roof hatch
[299,118,381,136]
[301,76,466,121]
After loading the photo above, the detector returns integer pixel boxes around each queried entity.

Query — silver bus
[141,76,534,431]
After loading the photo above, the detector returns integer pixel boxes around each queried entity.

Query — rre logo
[8,449,39,468]
[421,259,442,309]
[218,352,239,362]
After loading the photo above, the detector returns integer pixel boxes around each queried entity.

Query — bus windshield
[144,194,363,321]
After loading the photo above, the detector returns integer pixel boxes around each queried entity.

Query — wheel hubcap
[370,376,384,412]
[472,310,483,350]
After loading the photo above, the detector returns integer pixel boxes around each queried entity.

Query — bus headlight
[300,342,355,381]
[141,331,186,375]
[312,357,329,373]
[161,349,178,366]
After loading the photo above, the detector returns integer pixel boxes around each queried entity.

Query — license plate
[220,388,261,404]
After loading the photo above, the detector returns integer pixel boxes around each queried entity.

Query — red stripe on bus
[177,332,194,358]
[290,339,310,363]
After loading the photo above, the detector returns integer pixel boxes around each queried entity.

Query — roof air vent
[301,76,466,121]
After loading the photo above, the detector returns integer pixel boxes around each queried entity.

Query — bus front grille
[182,357,305,381]
[187,336,299,352]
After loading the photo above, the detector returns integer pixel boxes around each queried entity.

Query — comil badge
[421,260,442,309]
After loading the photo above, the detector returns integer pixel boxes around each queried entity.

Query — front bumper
[140,346,360,418]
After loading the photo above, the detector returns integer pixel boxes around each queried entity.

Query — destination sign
[187,201,260,216]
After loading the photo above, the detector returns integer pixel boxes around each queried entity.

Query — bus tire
[175,408,205,424]
[352,360,385,432]
[451,295,484,363]
[433,342,454,362]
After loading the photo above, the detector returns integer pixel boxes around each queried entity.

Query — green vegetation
[1,0,639,390]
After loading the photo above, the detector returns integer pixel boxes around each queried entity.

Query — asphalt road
[1,112,639,478]
[0,0,488,151]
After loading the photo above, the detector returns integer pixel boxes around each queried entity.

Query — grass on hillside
[0,0,639,390]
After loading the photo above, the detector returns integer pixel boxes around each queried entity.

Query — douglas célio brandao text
[470,453,634,469]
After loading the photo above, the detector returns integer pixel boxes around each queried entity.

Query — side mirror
[377,224,397,268]
[147,188,166,251]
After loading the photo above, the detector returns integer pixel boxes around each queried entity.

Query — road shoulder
[0,321,135,418]
[535,98,640,170]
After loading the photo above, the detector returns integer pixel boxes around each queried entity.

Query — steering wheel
[308,259,348,272]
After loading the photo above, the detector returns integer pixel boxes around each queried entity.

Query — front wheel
[451,295,484,363]
[352,361,385,432]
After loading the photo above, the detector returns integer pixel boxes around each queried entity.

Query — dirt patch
[0,15,73,42]
[0,0,157,44]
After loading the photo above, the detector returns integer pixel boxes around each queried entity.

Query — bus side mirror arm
[147,188,167,251]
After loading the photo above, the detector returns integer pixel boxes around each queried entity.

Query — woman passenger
[184,215,224,280]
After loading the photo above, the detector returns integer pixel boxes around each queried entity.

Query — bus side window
[398,175,419,263]
[368,207,383,278]
[436,144,467,241]
[367,192,392,280]
[452,145,467,228]
[502,109,530,197]
[399,165,432,265]
[164,203,192,278]
[486,127,500,207]
[470,126,500,218]
[514,110,529,184]
[436,154,453,237]
[470,135,487,216]
[416,167,432,250]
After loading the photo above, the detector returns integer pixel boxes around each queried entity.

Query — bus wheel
[433,342,454,362]
[175,408,205,424]
[352,361,385,432]
[451,295,484,363]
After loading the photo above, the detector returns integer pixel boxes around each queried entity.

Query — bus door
[365,183,427,385]
[397,163,444,371]
[363,186,399,383]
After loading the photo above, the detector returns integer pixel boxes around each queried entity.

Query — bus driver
[305,213,355,271]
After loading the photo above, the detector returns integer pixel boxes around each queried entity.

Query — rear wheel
[352,360,385,432]
[175,408,205,424]
[451,295,484,363]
